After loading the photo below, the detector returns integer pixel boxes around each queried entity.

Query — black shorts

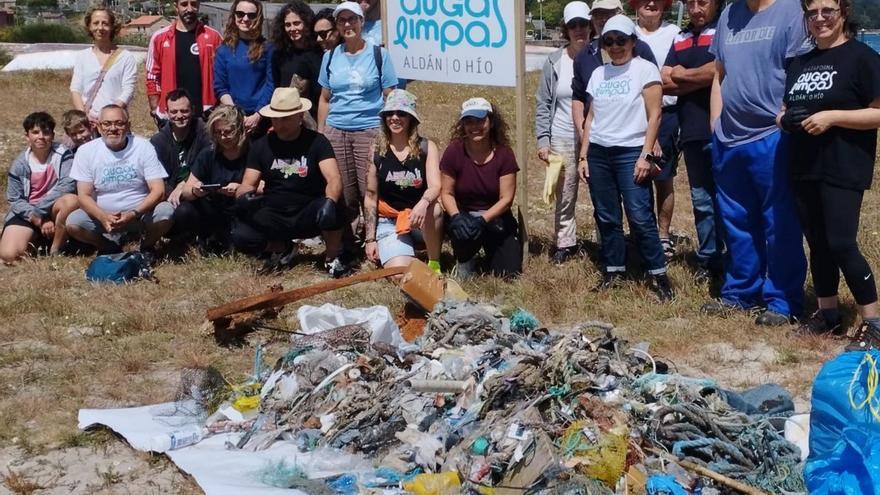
[3,214,38,233]
[653,107,680,182]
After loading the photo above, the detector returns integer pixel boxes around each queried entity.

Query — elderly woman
[317,1,397,254]
[172,105,249,254]
[214,0,274,136]
[440,98,522,278]
[312,8,340,52]
[271,0,322,120]
[363,90,443,273]
[578,15,673,301]
[536,1,592,264]
[69,5,137,128]
[779,0,880,349]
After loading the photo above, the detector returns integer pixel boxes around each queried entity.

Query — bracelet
[578,156,587,162]
[365,238,376,243]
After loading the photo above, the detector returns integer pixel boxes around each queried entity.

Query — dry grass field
[0,67,874,493]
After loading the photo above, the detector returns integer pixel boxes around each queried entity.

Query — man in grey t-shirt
[703,0,809,325]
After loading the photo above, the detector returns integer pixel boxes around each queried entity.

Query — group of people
[537,0,880,348]
[1,0,524,278]
[3,0,880,347]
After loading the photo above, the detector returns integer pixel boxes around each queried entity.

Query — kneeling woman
[232,88,348,277]
[579,15,673,300]
[363,90,443,272]
[440,98,522,277]
[173,105,248,254]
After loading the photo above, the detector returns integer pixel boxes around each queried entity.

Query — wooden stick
[205,266,407,321]
[647,448,771,495]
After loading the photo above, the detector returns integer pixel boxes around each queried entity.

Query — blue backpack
[85,252,153,283]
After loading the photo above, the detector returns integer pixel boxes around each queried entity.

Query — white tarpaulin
[2,50,146,72]
[77,402,371,495]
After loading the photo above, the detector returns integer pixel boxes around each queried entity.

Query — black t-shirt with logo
[247,129,335,210]
[664,22,716,145]
[375,138,428,211]
[784,39,880,190]
[175,29,203,112]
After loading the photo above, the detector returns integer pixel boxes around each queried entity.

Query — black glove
[485,216,505,234]
[780,106,811,133]
[449,213,470,240]
[235,191,264,214]
[315,197,337,231]
[460,214,486,240]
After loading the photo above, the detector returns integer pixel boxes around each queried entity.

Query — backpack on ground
[85,252,153,283]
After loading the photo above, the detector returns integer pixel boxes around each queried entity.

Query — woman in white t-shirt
[535,1,592,264]
[578,14,674,301]
[69,6,137,128]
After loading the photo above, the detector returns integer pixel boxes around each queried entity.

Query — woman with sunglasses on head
[317,1,398,257]
[214,0,274,137]
[172,105,250,255]
[70,5,137,129]
[363,90,443,274]
[778,0,880,349]
[578,15,673,301]
[271,1,322,120]
[441,98,522,278]
[313,8,340,52]
[536,1,592,265]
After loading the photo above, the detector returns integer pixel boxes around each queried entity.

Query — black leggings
[793,181,877,305]
[449,211,523,277]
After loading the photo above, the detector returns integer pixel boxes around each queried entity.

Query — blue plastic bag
[85,252,152,283]
[805,350,880,495]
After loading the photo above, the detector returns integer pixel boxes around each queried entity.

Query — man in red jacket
[145,0,222,125]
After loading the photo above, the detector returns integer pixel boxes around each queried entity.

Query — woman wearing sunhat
[536,1,592,264]
[232,87,348,277]
[440,98,522,278]
[363,89,443,273]
[317,1,398,256]
[578,15,674,301]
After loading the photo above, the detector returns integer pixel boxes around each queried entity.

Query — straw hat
[259,88,312,118]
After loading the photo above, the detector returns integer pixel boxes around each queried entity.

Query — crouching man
[67,105,173,255]
[232,88,348,277]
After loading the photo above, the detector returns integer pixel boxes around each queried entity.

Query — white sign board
[385,0,517,87]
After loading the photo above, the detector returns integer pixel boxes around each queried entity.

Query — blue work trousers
[712,130,806,316]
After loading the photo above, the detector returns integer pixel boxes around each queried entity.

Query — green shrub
[3,23,89,43]
[118,32,150,47]
[0,47,11,68]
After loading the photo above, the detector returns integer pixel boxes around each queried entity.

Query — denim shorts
[376,217,424,265]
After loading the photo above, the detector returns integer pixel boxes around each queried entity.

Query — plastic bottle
[148,425,205,453]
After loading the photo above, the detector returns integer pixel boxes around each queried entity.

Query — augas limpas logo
[393,0,508,53]
[790,69,837,95]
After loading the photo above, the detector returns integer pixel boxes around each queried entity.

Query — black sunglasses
[234,10,257,20]
[384,110,411,118]
[602,35,630,47]
[315,28,334,39]
[566,19,590,29]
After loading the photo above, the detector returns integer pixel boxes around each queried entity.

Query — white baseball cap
[460,97,493,119]
[334,1,364,18]
[564,1,592,22]
[602,14,636,36]
[591,0,623,11]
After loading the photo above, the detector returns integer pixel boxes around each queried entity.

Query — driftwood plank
[205,266,407,321]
